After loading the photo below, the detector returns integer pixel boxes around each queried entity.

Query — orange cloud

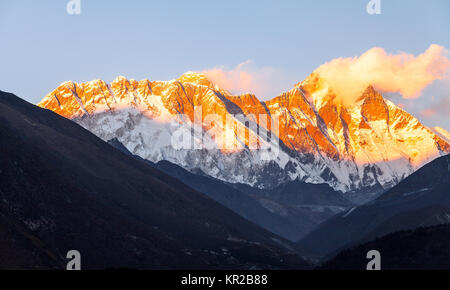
[315,44,450,105]
[201,61,284,98]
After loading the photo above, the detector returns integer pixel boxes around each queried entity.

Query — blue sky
[0,0,449,129]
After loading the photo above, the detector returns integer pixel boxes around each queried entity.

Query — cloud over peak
[314,44,450,105]
[201,60,290,99]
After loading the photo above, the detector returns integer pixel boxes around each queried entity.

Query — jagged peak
[86,78,104,83]
[229,93,258,102]
[358,85,390,124]
[112,75,130,83]
[295,74,388,110]
[357,85,384,103]
[364,84,376,94]
[293,73,340,110]
[177,71,213,87]
[59,80,77,87]
[295,72,328,94]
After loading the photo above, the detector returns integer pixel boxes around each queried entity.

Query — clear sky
[1,0,449,130]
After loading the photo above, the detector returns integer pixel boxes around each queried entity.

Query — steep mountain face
[38,72,450,201]
[298,154,450,260]
[0,90,309,269]
[321,223,450,270]
[432,126,450,143]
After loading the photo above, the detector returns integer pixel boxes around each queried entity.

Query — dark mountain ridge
[321,223,450,270]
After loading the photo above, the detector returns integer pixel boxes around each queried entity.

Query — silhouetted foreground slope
[0,91,309,269]
[322,223,450,270]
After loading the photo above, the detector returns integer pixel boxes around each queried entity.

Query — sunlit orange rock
[38,71,450,178]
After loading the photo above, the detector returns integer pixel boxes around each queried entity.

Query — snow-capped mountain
[38,72,450,199]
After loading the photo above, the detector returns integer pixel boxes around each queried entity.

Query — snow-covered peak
[37,74,450,197]
[178,71,214,87]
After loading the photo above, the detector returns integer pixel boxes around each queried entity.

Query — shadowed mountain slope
[108,137,351,241]
[321,223,450,270]
[0,90,309,269]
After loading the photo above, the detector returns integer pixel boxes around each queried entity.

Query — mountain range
[2,68,449,269]
[38,72,450,203]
